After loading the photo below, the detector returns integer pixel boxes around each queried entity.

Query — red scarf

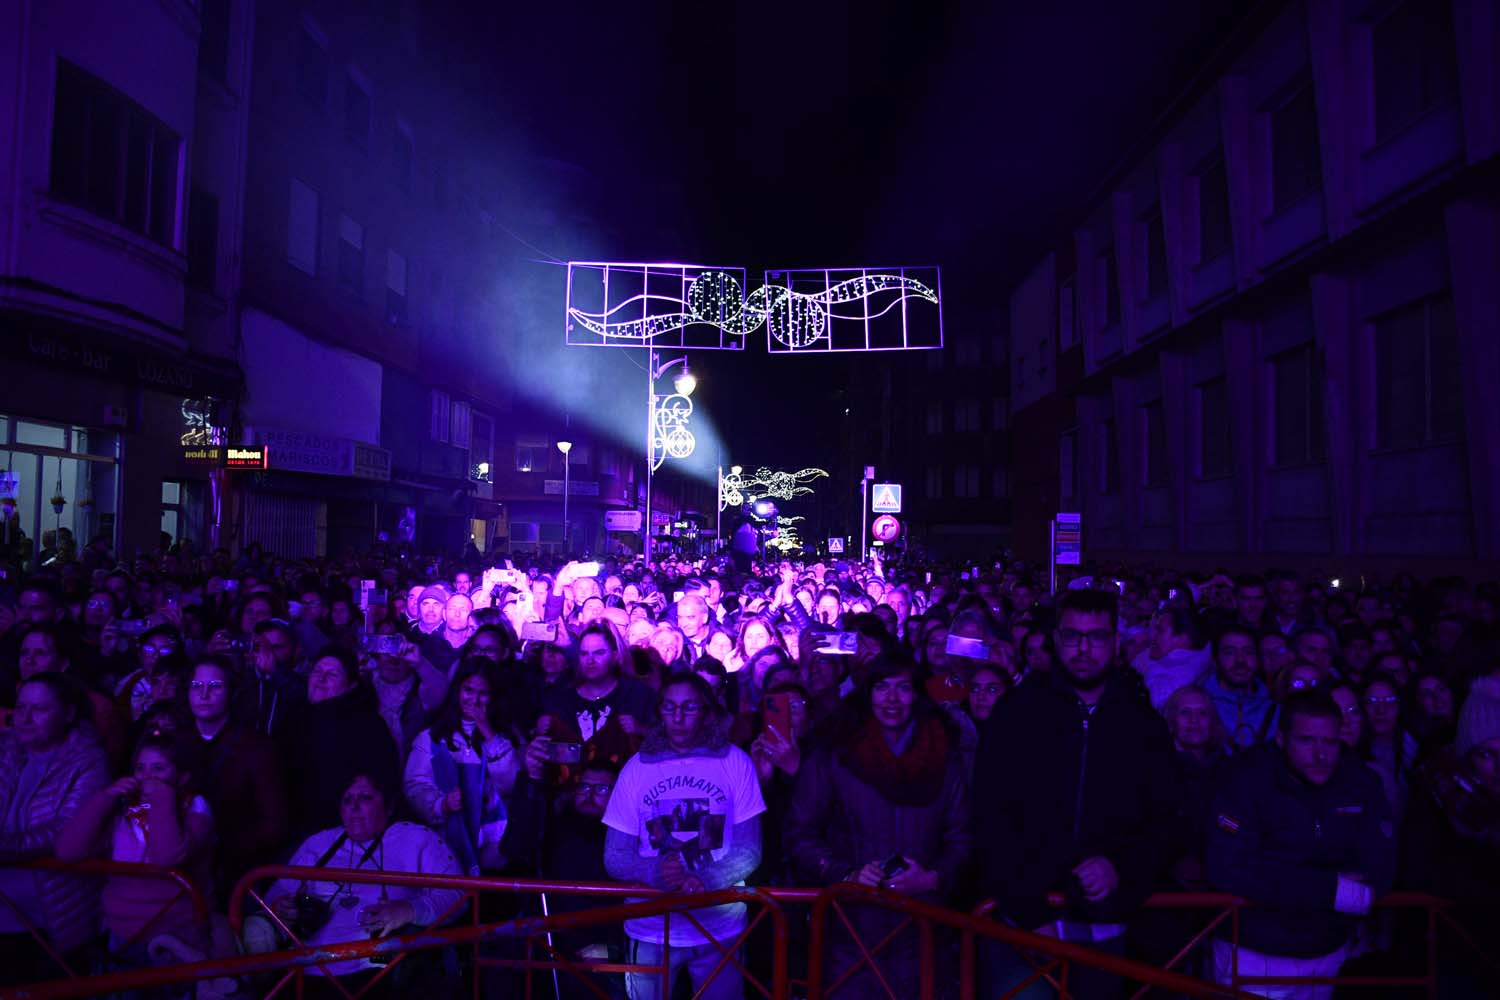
[841,714,952,806]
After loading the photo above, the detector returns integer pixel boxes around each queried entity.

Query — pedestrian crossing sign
[871,483,902,514]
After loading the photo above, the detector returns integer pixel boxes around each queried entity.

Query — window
[345,74,370,149]
[1272,344,1327,465]
[925,401,943,435]
[925,466,943,500]
[429,390,450,442]
[296,25,328,105]
[1142,399,1168,486]
[1196,154,1232,262]
[1100,418,1120,494]
[991,466,1009,499]
[1142,206,1167,298]
[1060,431,1077,501]
[198,0,230,84]
[954,466,980,499]
[1100,246,1121,325]
[1373,1,1458,143]
[186,187,218,289]
[393,126,413,191]
[386,249,408,324]
[1059,276,1079,347]
[992,397,1009,430]
[516,446,537,474]
[1271,77,1322,211]
[1197,377,1232,477]
[337,214,364,296]
[1374,294,1462,449]
[470,412,494,481]
[49,61,180,246]
[450,401,471,449]
[954,399,981,432]
[287,179,319,274]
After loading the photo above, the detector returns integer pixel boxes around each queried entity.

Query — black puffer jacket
[1206,743,1395,957]
[973,668,1181,929]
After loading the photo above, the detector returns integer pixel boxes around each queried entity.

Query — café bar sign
[183,445,268,469]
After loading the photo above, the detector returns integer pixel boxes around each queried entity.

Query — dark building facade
[1007,0,1500,574]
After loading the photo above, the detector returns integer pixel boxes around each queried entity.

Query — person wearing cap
[410,585,450,638]
[1399,677,1500,994]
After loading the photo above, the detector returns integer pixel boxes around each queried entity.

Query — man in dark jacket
[1205,689,1395,996]
[974,588,1180,999]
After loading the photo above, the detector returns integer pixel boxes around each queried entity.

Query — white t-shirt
[603,746,766,946]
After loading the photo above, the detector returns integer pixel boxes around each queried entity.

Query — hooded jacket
[974,667,1181,929]
[0,725,109,953]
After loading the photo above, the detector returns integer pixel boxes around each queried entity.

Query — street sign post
[871,514,901,543]
[870,483,902,514]
[828,537,845,555]
[1050,511,1082,594]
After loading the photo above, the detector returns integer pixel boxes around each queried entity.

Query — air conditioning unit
[100,405,129,428]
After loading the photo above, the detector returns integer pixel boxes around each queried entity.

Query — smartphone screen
[763,692,794,743]
[945,634,989,660]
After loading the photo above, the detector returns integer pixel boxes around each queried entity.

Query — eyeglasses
[189,680,226,695]
[142,644,176,656]
[576,782,613,796]
[660,702,703,718]
[1289,677,1318,690]
[1364,695,1400,706]
[1056,628,1114,649]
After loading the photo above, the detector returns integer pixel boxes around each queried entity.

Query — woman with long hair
[56,732,216,963]
[725,614,783,675]
[404,659,521,874]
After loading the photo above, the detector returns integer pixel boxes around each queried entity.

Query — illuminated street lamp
[557,440,573,553]
[644,351,697,567]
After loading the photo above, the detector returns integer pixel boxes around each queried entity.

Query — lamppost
[644,349,696,567]
[556,440,573,555]
[716,463,742,553]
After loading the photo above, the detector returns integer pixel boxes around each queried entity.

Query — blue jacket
[1201,674,1276,750]
[1206,743,1396,957]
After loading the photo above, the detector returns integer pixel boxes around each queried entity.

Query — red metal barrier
[2,890,788,1000]
[0,858,207,979]
[6,872,1491,1000]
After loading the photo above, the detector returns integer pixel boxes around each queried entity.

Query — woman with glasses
[602,672,765,1000]
[182,654,288,894]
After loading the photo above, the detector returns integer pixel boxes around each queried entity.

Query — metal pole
[643,348,655,568]
[860,475,868,562]
[1049,518,1057,596]
[715,465,722,556]
[562,457,570,556]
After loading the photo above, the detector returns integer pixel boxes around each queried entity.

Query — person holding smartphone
[783,656,971,997]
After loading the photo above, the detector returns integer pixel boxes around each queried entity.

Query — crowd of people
[0,533,1497,999]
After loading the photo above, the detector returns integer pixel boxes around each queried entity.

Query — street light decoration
[567,263,941,353]
[651,392,695,472]
[719,466,828,511]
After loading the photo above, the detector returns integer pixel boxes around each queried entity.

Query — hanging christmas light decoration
[569,269,938,349]
[719,466,828,510]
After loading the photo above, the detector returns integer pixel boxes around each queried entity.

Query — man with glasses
[603,672,764,1000]
[974,588,1180,999]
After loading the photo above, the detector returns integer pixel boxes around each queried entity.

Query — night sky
[438,1,1259,473]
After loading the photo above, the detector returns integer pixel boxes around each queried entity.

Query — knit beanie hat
[418,584,451,608]
[1456,676,1500,756]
